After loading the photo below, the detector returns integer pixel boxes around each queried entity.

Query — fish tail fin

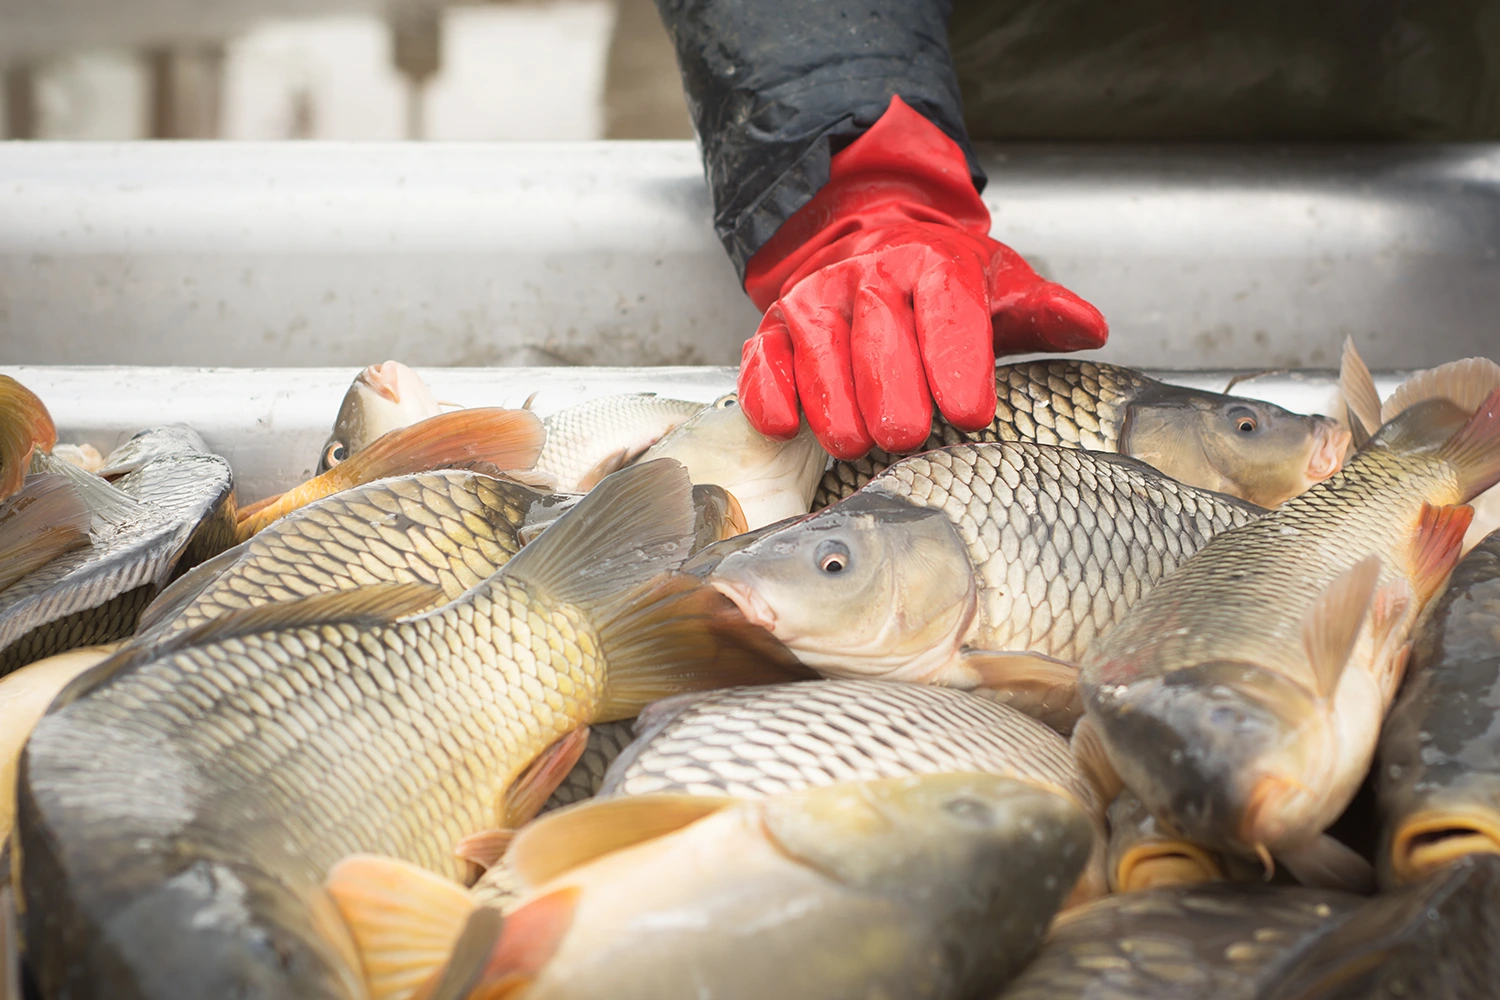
[0,375,56,502]
[420,889,579,1000]
[501,459,809,720]
[0,474,93,593]
[239,407,546,536]
[1382,356,1500,426]
[1437,386,1500,502]
[324,854,476,1000]
[1339,337,1382,448]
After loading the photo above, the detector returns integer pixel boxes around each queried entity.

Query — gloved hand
[739,96,1108,460]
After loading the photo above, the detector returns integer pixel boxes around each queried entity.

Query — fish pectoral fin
[1338,337,1382,449]
[962,650,1082,734]
[575,447,638,492]
[1370,580,1416,705]
[455,829,517,874]
[497,727,592,834]
[0,473,93,593]
[507,794,733,889]
[325,854,477,1000]
[1302,555,1382,700]
[1069,715,1124,806]
[422,889,580,1000]
[1277,835,1375,894]
[1382,355,1500,426]
[1410,502,1476,604]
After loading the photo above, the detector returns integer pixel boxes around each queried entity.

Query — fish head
[1122,388,1349,507]
[761,774,1092,985]
[1089,660,1331,856]
[709,491,975,681]
[1384,776,1500,887]
[319,361,444,473]
[96,425,211,477]
[644,395,828,530]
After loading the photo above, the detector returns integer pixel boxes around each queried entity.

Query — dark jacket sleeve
[653,0,983,280]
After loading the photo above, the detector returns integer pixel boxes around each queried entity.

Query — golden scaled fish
[710,442,1260,731]
[535,394,705,493]
[817,360,1348,510]
[318,362,447,474]
[1081,386,1500,892]
[0,375,56,504]
[1376,528,1500,888]
[16,459,804,1000]
[327,774,1092,1000]
[236,407,546,538]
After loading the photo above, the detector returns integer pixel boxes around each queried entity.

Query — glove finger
[781,272,873,460]
[851,282,932,454]
[913,255,997,432]
[738,308,803,439]
[993,281,1110,355]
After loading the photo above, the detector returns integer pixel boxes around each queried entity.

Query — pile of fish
[1,343,1499,1000]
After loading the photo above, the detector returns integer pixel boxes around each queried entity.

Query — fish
[51,443,104,474]
[0,474,93,594]
[816,360,1349,510]
[318,362,446,474]
[538,719,637,814]
[1107,787,1233,893]
[710,442,1261,731]
[514,484,746,552]
[0,375,55,503]
[638,393,827,529]
[535,393,704,493]
[995,881,1362,1000]
[596,679,1110,904]
[1256,852,1500,1000]
[1081,386,1500,891]
[0,427,236,676]
[327,774,1092,1000]
[237,407,546,538]
[1376,527,1500,888]
[16,459,805,999]
[135,471,574,645]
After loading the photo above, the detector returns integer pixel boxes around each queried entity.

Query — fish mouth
[1115,841,1224,892]
[359,361,404,403]
[1390,810,1500,885]
[1239,773,1314,853]
[711,578,778,633]
[1306,420,1351,482]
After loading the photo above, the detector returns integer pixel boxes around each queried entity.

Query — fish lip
[1391,809,1500,885]
[359,361,404,404]
[1306,420,1351,482]
[711,578,778,633]
[1116,841,1224,892]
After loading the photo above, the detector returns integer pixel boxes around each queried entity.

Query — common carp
[0,375,55,503]
[1082,387,1500,890]
[817,360,1348,509]
[17,459,803,999]
[535,394,704,493]
[317,362,446,474]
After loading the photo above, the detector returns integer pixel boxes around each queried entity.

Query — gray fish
[0,427,234,675]
[1376,528,1500,888]
[818,360,1348,510]
[536,394,705,492]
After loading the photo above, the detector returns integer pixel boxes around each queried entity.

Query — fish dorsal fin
[1302,556,1382,699]
[1436,386,1500,503]
[325,854,475,1000]
[424,889,580,1000]
[506,794,733,889]
[0,375,56,502]
[169,581,442,649]
[133,540,250,636]
[493,468,561,493]
[29,450,145,532]
[0,473,93,593]
[1382,356,1500,425]
[1339,337,1382,449]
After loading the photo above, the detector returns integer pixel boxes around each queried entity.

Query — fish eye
[716,394,738,409]
[1226,406,1260,435]
[323,441,349,468]
[815,539,850,575]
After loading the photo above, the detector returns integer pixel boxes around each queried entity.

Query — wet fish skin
[317,362,444,474]
[712,442,1261,692]
[18,459,793,999]
[0,429,235,676]
[1082,396,1500,880]
[996,881,1362,1000]
[1377,528,1500,888]
[817,360,1346,510]
[537,394,704,493]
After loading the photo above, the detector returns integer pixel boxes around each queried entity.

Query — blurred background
[0,0,693,140]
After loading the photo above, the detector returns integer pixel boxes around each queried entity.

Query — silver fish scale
[814,360,1147,508]
[537,395,704,491]
[870,443,1260,664]
[601,680,1098,816]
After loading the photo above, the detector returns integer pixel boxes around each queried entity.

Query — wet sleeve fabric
[652,0,984,278]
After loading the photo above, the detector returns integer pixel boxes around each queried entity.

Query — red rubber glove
[739,96,1108,460]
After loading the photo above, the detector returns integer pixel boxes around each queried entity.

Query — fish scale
[816,360,1142,507]
[869,443,1259,663]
